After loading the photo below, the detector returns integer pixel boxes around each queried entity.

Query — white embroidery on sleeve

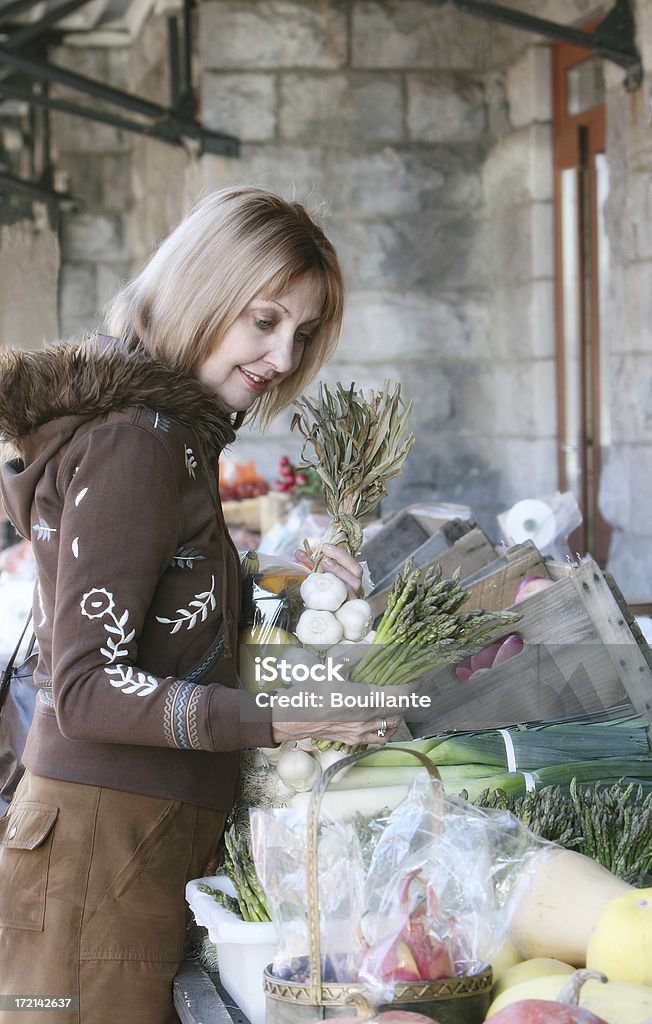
[184,445,197,479]
[33,516,57,541]
[156,575,216,634]
[80,586,158,696]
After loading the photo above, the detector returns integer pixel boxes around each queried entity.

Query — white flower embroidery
[185,445,197,480]
[80,587,115,620]
[33,516,57,541]
[75,487,89,506]
[72,537,80,559]
[156,575,216,634]
[80,586,158,696]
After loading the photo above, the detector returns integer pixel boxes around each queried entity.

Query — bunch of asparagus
[291,380,414,564]
[199,825,271,923]
[350,561,518,688]
[475,778,652,886]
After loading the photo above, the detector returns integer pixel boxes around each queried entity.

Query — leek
[337,762,504,790]
[416,717,651,770]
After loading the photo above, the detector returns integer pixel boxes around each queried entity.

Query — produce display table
[173,958,252,1024]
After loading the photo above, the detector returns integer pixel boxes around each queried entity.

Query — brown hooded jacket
[0,337,274,809]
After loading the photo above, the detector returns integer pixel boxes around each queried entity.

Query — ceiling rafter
[0,0,239,208]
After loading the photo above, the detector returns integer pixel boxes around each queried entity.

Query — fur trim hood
[0,335,236,455]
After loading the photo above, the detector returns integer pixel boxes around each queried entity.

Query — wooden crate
[406,558,652,734]
[360,503,474,583]
[221,493,291,535]
[460,540,551,612]
[367,524,497,618]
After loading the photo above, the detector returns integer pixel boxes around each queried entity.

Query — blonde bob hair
[106,186,344,426]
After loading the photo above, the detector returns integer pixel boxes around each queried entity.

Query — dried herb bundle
[291,380,415,563]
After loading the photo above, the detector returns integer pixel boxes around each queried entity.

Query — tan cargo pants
[0,771,227,1024]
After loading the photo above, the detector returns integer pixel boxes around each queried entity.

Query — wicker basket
[263,747,493,1023]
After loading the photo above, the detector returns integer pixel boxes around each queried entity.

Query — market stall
[181,381,652,1024]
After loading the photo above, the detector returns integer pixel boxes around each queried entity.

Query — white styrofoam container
[185,874,276,1024]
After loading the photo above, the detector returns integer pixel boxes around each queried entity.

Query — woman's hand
[294,543,363,600]
[271,713,401,747]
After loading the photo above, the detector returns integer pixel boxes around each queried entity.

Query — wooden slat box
[460,540,551,612]
[367,524,497,618]
[406,559,652,735]
[360,503,474,584]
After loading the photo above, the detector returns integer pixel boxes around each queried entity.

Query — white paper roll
[503,498,557,549]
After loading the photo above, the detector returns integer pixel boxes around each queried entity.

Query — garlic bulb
[275,745,321,792]
[335,598,374,641]
[315,746,351,774]
[295,608,343,648]
[300,571,348,611]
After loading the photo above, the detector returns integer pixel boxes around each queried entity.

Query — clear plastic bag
[238,549,310,695]
[249,769,547,995]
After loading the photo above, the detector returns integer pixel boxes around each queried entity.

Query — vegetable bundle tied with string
[291,380,415,565]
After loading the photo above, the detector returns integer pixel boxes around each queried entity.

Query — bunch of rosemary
[349,561,519,687]
[291,380,414,565]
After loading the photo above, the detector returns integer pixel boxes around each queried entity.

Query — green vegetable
[475,778,652,886]
[349,561,518,688]
[291,380,415,563]
[195,881,241,917]
[420,718,651,770]
[219,825,271,922]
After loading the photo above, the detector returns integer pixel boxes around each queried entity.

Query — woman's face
[196,274,324,412]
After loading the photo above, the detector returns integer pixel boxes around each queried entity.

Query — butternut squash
[507,847,631,966]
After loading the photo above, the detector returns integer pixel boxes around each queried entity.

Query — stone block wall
[198,0,603,541]
[5,0,652,595]
[50,10,197,341]
[201,0,514,529]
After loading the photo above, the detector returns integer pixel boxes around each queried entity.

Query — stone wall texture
[3,0,652,597]
[201,0,564,537]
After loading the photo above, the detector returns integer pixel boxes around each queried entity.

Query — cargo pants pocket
[0,801,58,930]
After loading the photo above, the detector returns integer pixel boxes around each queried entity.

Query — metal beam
[0,0,45,28]
[0,169,73,205]
[3,0,94,49]
[437,0,642,91]
[0,77,239,155]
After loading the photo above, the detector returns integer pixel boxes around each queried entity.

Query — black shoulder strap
[0,608,34,711]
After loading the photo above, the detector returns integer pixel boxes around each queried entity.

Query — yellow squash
[586,887,652,987]
[486,972,652,1022]
[491,940,523,983]
[491,957,574,1000]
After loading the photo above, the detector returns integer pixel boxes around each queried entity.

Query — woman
[0,187,398,1023]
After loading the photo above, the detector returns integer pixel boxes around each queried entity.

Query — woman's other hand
[294,543,363,599]
[271,713,401,747]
